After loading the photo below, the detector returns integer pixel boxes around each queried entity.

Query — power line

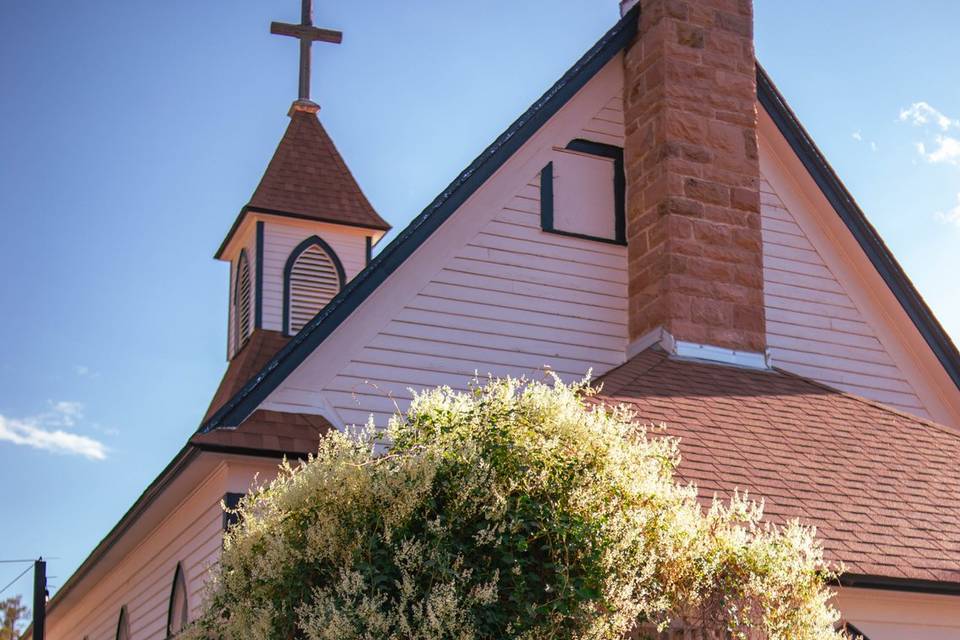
[0,564,33,596]
[0,558,58,564]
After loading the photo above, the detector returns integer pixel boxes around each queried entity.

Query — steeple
[213,0,390,371]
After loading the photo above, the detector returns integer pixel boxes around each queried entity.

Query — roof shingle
[247,108,389,231]
[191,409,331,455]
[596,348,960,584]
[203,329,290,423]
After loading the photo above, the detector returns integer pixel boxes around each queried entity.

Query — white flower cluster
[185,376,846,640]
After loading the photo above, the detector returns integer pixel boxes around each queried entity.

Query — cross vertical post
[270,0,343,103]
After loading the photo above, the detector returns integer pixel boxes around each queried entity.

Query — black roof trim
[839,572,960,596]
[200,6,640,431]
[214,205,390,260]
[757,65,960,396]
[42,445,201,617]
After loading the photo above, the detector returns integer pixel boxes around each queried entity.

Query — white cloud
[934,193,960,228]
[899,102,958,130]
[899,102,960,165]
[73,364,100,378]
[0,402,107,460]
[851,129,879,151]
[926,135,960,165]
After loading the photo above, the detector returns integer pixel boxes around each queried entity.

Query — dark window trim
[539,139,626,245]
[233,250,251,352]
[222,492,244,531]
[365,235,373,266]
[842,622,870,640]
[165,562,189,638]
[254,221,264,330]
[115,606,129,640]
[282,235,347,336]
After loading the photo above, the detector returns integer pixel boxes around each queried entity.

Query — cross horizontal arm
[270,21,343,44]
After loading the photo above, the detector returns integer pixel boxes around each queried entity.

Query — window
[283,236,346,335]
[234,250,253,348]
[841,622,870,639]
[115,606,130,640]
[166,563,189,637]
[540,139,625,244]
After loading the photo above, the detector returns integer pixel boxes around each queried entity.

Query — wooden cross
[270,0,342,102]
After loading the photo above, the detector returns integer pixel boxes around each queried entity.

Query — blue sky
[1,0,958,607]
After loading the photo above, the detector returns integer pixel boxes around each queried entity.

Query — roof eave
[214,205,391,260]
[839,572,960,597]
[42,444,201,618]
[757,65,960,397]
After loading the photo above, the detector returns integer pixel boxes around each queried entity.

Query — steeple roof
[216,102,389,258]
[249,102,389,229]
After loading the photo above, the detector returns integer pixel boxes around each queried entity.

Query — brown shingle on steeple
[247,101,389,230]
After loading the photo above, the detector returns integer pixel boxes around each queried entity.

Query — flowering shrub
[187,376,844,640]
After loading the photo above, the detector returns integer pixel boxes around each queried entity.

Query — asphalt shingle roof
[596,348,960,583]
[247,109,390,230]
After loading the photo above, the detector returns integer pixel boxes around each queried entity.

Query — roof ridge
[772,366,960,441]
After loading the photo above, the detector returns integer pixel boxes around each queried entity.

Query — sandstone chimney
[622,0,765,357]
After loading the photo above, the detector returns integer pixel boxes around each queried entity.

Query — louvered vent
[236,251,253,347]
[288,244,341,334]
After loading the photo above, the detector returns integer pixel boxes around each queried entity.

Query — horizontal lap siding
[261,223,368,332]
[327,99,628,427]
[49,479,227,640]
[760,178,930,418]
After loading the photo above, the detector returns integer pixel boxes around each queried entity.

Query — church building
[34,1,960,638]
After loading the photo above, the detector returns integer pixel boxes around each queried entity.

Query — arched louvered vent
[284,237,345,335]
[167,563,189,636]
[235,250,253,348]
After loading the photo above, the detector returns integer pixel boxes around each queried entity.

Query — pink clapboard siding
[45,457,285,640]
[759,177,930,418]
[46,475,225,640]
[264,57,951,428]
[260,220,369,333]
[263,60,629,428]
[326,167,629,428]
[322,95,628,427]
[836,588,960,639]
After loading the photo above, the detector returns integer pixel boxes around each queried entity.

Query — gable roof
[596,348,960,588]
[199,8,960,437]
[199,6,641,431]
[215,107,390,259]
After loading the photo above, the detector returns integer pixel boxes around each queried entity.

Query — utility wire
[0,559,35,564]
[0,564,33,596]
